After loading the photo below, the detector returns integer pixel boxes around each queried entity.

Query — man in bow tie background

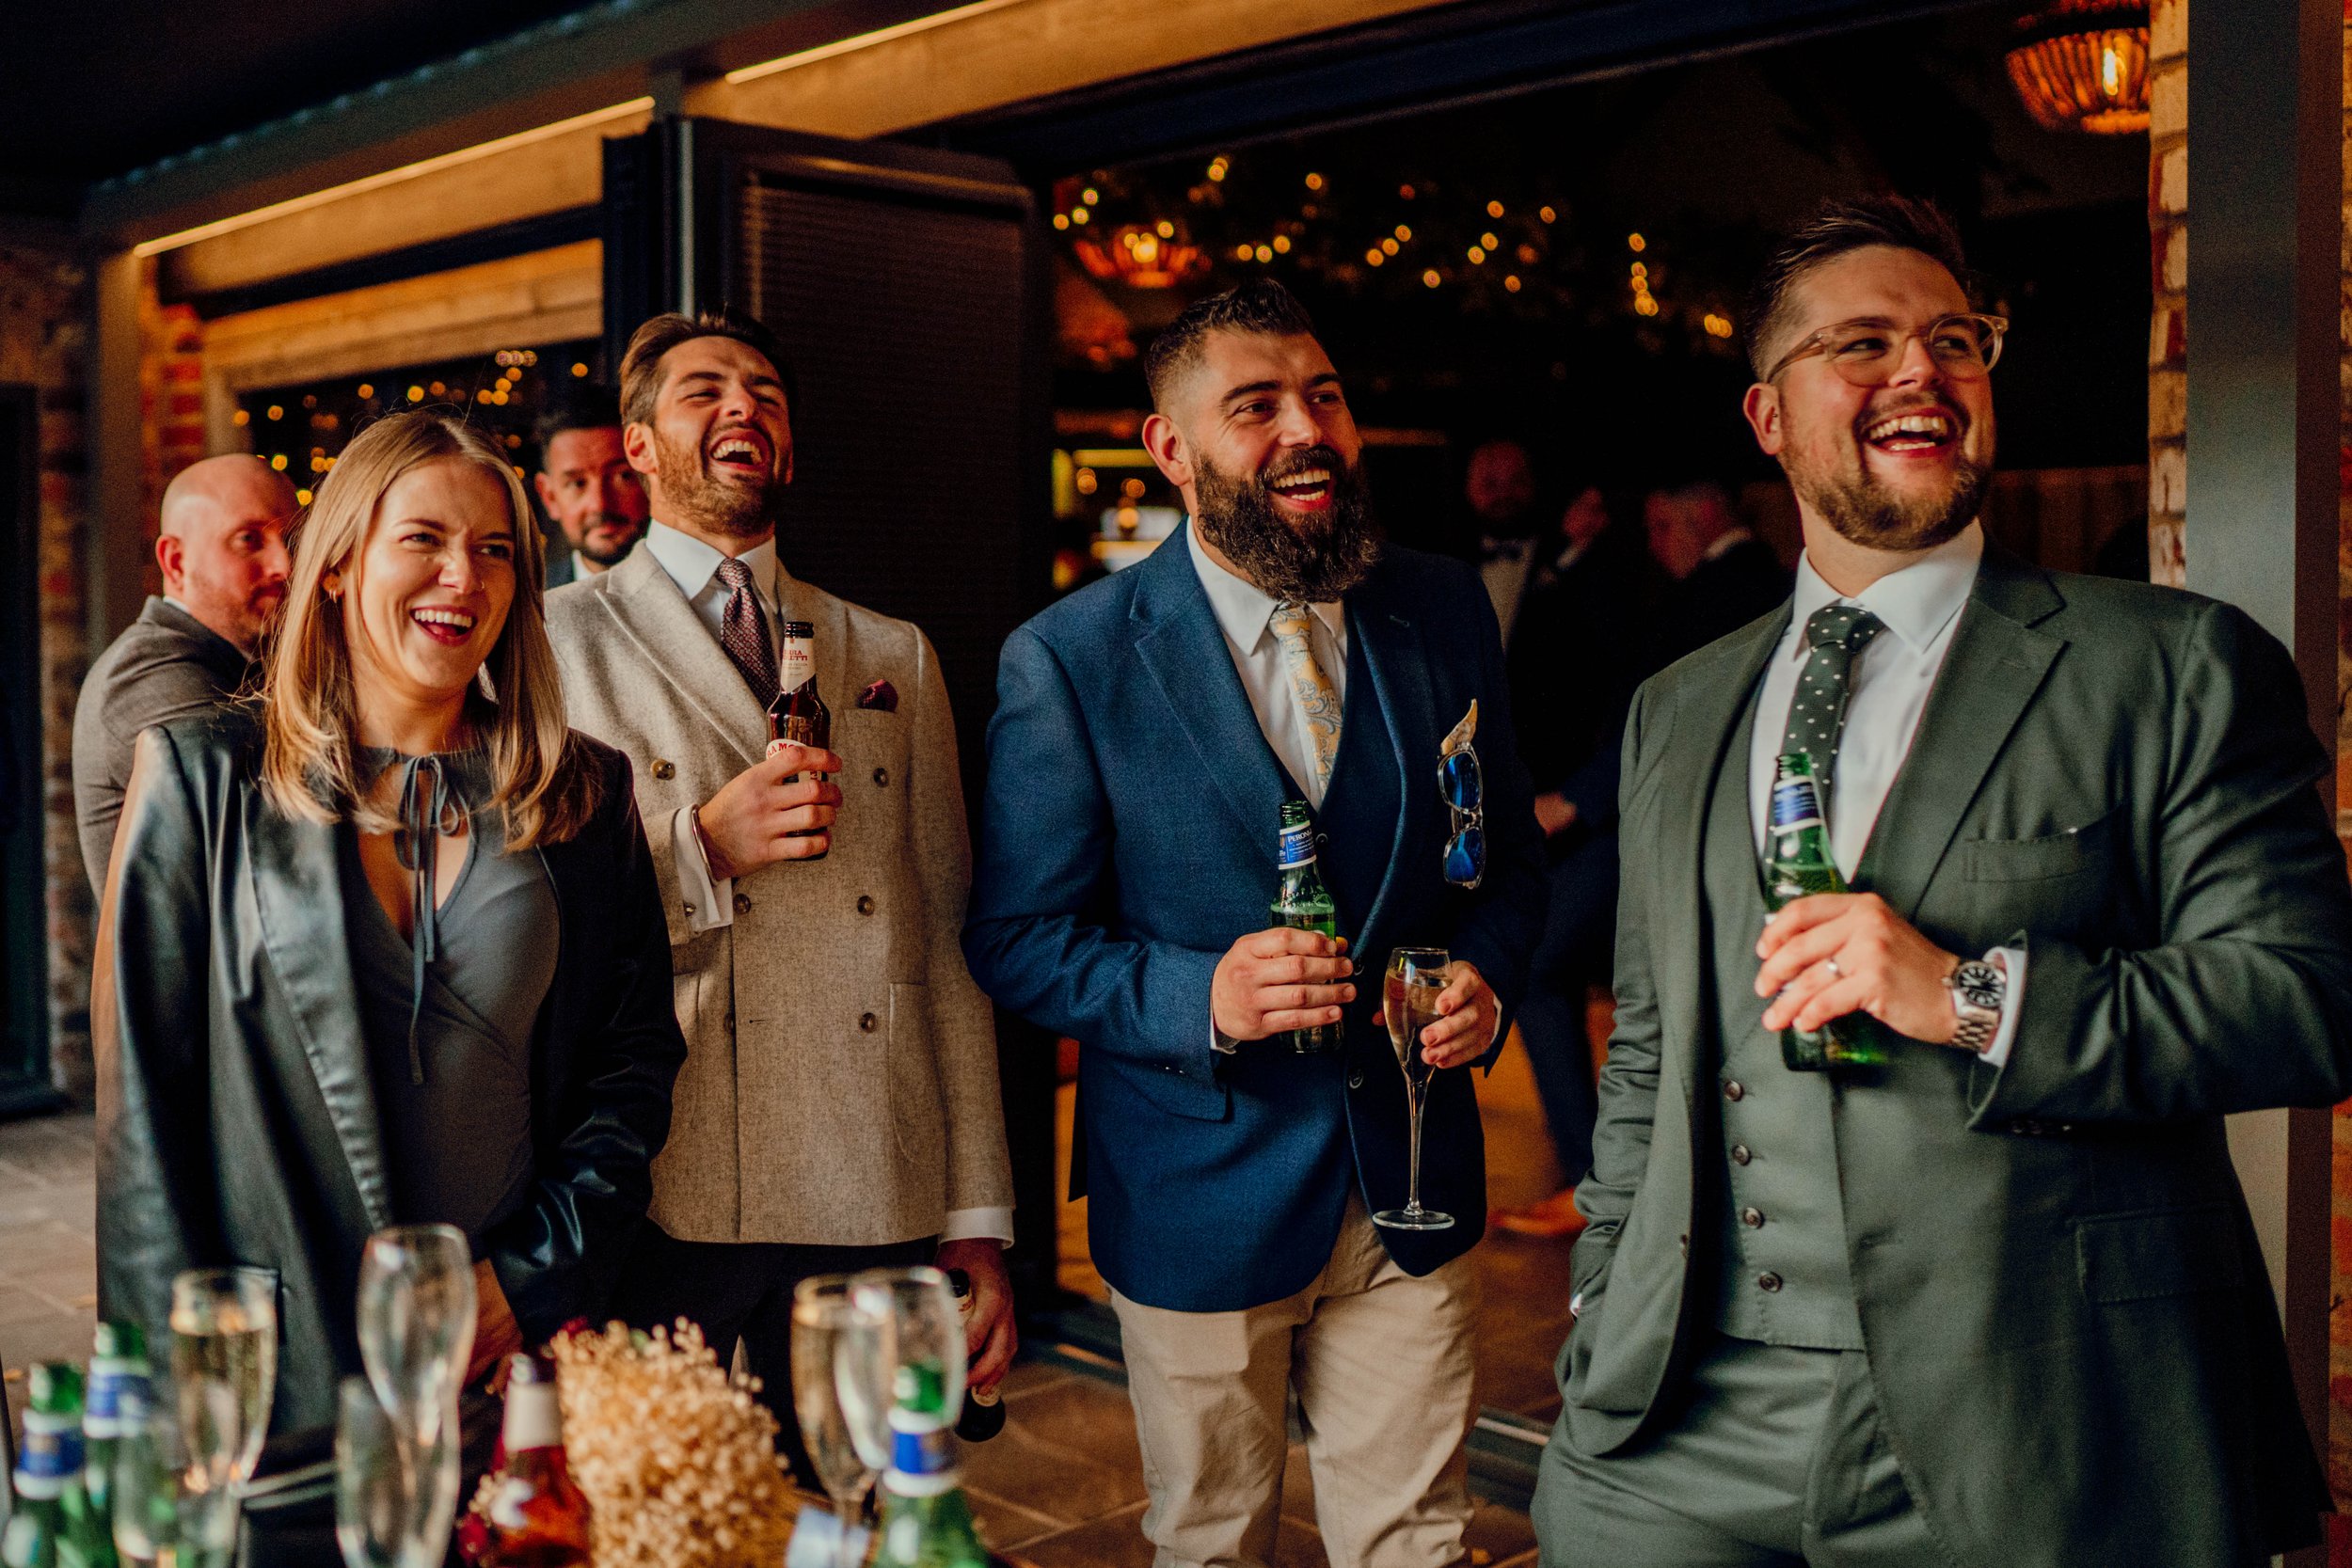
[1534,194,2352,1568]
[544,308,1015,1477]
[965,279,1546,1568]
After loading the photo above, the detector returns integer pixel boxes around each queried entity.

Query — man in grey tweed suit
[546,308,1014,1476]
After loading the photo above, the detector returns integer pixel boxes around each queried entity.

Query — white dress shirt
[1744,522,2024,1065]
[641,520,1009,1244]
[1186,523,1348,808]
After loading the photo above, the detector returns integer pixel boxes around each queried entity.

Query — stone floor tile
[962,1483,1067,1553]
[1007,1501,1158,1568]
[957,1371,1149,1526]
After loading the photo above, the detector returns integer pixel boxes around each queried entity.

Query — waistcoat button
[1731,1144,1753,1165]
[1347,1069,1364,1089]
[651,759,675,781]
[1724,1081,1745,1101]
[859,1012,879,1033]
[1757,1272,1784,1292]
[734,893,753,915]
[1741,1207,1765,1228]
[857,895,876,915]
[873,767,890,786]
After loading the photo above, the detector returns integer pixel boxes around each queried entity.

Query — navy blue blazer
[962,525,1548,1312]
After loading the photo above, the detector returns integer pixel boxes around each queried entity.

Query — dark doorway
[0,385,60,1117]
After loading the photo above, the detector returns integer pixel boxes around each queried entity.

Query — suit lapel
[1131,526,1293,846]
[598,547,771,766]
[1656,608,1789,1107]
[244,799,391,1229]
[1346,578,1427,959]
[1858,548,2066,918]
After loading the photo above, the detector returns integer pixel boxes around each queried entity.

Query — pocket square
[857,678,898,713]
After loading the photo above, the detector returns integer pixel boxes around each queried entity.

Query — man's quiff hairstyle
[618,306,799,427]
[1742,194,1974,379]
[1143,278,1319,413]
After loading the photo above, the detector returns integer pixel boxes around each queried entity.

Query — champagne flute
[168,1267,279,1564]
[356,1226,472,1568]
[334,1380,404,1568]
[791,1278,882,1567]
[110,1394,188,1567]
[1373,947,1455,1231]
[848,1266,965,1424]
[356,1225,475,1452]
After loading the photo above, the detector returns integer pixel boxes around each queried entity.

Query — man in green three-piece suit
[1532,194,2352,1567]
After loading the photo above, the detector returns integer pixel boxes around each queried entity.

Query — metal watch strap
[1947,958,2005,1053]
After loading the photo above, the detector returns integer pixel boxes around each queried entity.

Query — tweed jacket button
[1741,1206,1765,1228]
[734,893,753,915]
[857,895,876,915]
[1724,1080,1745,1101]
[1731,1143,1753,1165]
[1756,1272,1784,1292]
[859,1012,879,1033]
[873,767,890,786]
[651,758,675,780]
[683,901,696,916]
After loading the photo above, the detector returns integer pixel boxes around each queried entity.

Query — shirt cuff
[1974,945,2027,1068]
[940,1207,1014,1245]
[1211,1013,1239,1056]
[670,804,735,933]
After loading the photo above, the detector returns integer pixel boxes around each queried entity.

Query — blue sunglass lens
[1444,826,1486,885]
[1439,751,1483,809]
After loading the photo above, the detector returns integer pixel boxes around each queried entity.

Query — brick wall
[0,241,94,1101]
[2148,0,2187,587]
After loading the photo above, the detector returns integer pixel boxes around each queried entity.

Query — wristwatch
[1946,957,2007,1053]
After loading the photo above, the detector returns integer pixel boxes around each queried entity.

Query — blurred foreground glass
[168,1267,278,1563]
[335,1380,403,1568]
[791,1277,885,1568]
[356,1225,474,1450]
[109,1394,190,1566]
[847,1268,963,1421]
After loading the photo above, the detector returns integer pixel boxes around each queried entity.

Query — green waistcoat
[1704,693,1863,1350]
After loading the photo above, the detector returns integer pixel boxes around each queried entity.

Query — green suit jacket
[1561,546,2352,1564]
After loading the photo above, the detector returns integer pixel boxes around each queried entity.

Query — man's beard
[652,426,776,540]
[1192,447,1383,603]
[571,513,643,567]
[1785,404,1992,555]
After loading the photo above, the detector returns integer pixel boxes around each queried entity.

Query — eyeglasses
[1763,312,2009,387]
[1439,746,1484,890]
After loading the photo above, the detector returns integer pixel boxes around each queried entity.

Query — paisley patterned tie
[1269,601,1343,794]
[1778,603,1886,822]
[714,557,778,705]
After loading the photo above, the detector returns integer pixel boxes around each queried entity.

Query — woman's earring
[322,572,342,601]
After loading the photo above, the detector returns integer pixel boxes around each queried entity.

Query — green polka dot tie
[1777,604,1885,824]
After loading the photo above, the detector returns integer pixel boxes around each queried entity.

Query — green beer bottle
[1763,752,1888,1071]
[869,1362,994,1568]
[1271,801,1342,1054]
[4,1365,113,1568]
[82,1323,150,1529]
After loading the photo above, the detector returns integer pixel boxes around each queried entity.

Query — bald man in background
[72,453,294,893]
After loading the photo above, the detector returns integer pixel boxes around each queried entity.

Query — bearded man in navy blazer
[964,280,1547,1568]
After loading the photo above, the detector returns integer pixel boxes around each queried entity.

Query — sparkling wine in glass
[168,1267,279,1562]
[791,1277,882,1568]
[1374,947,1455,1231]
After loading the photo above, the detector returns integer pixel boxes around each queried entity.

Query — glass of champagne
[1373,947,1455,1231]
[791,1277,883,1567]
[168,1266,279,1564]
[110,1394,189,1567]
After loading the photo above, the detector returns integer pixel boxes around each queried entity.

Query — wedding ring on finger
[1824,957,1843,979]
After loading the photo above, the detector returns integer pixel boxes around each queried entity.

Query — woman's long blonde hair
[259,410,596,847]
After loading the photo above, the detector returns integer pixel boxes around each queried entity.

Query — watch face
[1954,962,2003,1014]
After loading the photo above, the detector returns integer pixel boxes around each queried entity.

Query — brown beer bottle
[475,1354,592,1568]
[767,619,833,861]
